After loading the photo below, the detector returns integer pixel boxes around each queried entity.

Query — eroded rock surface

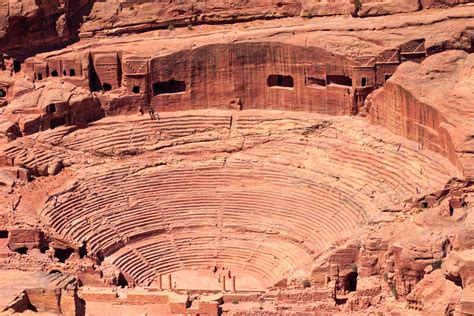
[0,2,473,315]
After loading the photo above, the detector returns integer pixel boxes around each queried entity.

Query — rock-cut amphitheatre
[0,0,473,315]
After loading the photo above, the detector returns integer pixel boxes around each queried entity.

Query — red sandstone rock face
[77,0,474,39]
[0,0,92,56]
[406,269,462,313]
[1,0,472,55]
[0,2,474,315]
[2,81,102,138]
[422,0,474,7]
[357,0,421,17]
[369,50,474,179]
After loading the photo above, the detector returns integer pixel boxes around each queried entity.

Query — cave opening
[132,85,140,94]
[103,83,112,91]
[13,60,21,73]
[0,89,6,98]
[14,247,28,255]
[267,74,294,88]
[54,248,74,263]
[326,75,352,87]
[361,77,367,87]
[37,73,43,81]
[47,104,56,114]
[26,301,38,313]
[344,272,358,292]
[51,70,59,77]
[69,69,76,77]
[0,230,8,238]
[306,77,326,88]
[78,242,87,259]
[117,272,129,288]
[153,80,186,96]
[50,116,66,129]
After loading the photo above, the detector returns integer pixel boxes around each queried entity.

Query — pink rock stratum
[0,1,473,315]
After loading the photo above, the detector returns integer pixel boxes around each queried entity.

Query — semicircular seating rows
[38,111,456,286]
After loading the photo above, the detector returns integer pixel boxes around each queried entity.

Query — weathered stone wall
[149,42,355,115]
[0,0,92,57]
[8,229,46,251]
[1,0,470,57]
[369,82,461,170]
[369,51,474,178]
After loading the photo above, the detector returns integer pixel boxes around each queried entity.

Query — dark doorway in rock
[327,75,352,87]
[267,74,294,88]
[0,230,8,238]
[117,272,129,288]
[361,77,367,87]
[385,74,392,82]
[26,301,38,313]
[54,248,74,263]
[14,247,28,255]
[37,73,43,81]
[0,89,6,98]
[13,60,21,73]
[344,272,358,292]
[47,104,56,114]
[51,70,59,77]
[305,77,326,87]
[50,116,66,129]
[103,83,112,91]
[153,80,186,96]
[78,242,87,259]
[132,86,140,94]
[69,69,76,77]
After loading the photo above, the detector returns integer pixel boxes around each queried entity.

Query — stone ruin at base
[0,1,474,315]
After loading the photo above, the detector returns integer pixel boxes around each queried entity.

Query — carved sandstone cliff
[369,50,474,179]
[1,1,472,56]
[0,3,473,315]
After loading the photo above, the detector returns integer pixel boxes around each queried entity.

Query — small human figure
[416,187,420,195]
[139,107,144,116]
[212,266,217,273]
[228,270,231,278]
[149,107,156,120]
[397,143,401,152]
[420,167,423,175]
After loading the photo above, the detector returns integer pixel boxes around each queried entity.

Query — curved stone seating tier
[57,113,232,155]
[107,231,312,286]
[36,110,457,286]
[0,138,69,175]
[43,158,377,257]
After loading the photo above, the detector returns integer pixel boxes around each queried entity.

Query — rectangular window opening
[153,80,186,96]
[306,77,326,88]
[267,75,294,88]
[326,75,352,87]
